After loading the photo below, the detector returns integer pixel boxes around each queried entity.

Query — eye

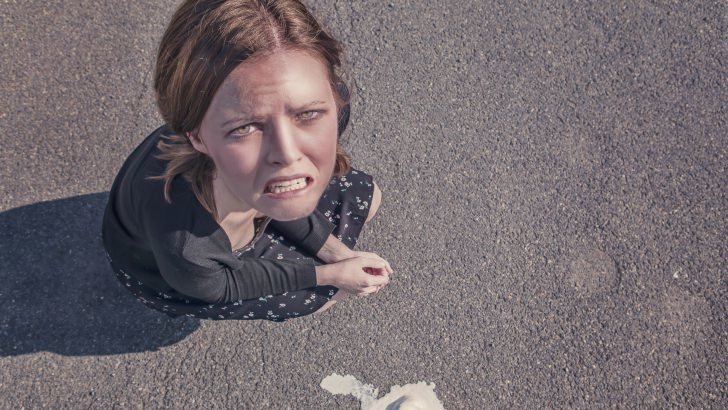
[297,110,321,121]
[230,124,257,137]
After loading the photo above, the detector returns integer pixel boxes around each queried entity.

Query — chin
[263,200,318,221]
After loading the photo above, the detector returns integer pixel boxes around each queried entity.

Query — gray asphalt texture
[1,0,726,408]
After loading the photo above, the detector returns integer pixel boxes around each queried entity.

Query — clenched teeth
[267,177,308,194]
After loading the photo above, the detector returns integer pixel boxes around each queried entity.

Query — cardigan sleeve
[140,190,319,304]
[268,209,335,256]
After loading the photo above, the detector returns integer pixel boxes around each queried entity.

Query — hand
[316,236,395,272]
[358,252,393,295]
[316,256,392,296]
[351,251,394,275]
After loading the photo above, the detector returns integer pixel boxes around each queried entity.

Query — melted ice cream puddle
[320,373,445,409]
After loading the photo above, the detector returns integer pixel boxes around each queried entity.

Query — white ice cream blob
[320,373,445,410]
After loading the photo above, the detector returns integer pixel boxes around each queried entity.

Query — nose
[265,120,303,166]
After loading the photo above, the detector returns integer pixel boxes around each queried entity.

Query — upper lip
[264,174,312,188]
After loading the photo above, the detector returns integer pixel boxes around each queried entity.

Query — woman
[101,0,393,322]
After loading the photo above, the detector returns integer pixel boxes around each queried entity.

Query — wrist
[317,234,354,263]
[315,264,336,286]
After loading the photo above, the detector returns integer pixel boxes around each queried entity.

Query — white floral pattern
[107,167,375,322]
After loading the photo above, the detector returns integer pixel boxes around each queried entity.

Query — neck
[212,175,258,224]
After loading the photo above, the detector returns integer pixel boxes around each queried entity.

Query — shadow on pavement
[0,193,199,356]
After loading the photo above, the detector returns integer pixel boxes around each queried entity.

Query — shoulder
[142,173,219,240]
[111,125,218,239]
[104,126,234,274]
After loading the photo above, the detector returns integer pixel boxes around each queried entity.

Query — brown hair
[150,0,351,220]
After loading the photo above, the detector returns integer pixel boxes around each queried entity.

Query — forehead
[214,49,333,110]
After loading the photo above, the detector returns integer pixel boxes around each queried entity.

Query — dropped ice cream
[320,373,445,410]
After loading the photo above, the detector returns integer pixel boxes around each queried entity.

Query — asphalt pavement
[1,0,726,408]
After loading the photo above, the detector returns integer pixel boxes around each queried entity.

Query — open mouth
[264,176,313,195]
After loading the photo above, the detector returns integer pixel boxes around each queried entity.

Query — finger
[363,267,379,275]
[364,266,387,276]
[365,254,391,272]
[367,274,389,286]
[362,260,390,274]
[358,286,380,295]
[368,257,393,275]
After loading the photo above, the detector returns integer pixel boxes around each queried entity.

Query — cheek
[312,119,339,160]
[306,134,337,171]
[214,146,259,178]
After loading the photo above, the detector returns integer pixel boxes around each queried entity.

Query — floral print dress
[107,167,374,322]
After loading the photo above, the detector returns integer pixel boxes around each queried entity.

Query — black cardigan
[101,125,335,304]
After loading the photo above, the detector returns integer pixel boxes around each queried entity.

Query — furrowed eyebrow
[220,100,328,128]
[290,100,327,112]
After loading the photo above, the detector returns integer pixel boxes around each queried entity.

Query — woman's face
[190,49,339,221]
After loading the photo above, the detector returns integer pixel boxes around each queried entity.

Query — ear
[187,129,209,155]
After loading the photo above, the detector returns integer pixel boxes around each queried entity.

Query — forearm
[316,233,354,264]
[269,209,336,256]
